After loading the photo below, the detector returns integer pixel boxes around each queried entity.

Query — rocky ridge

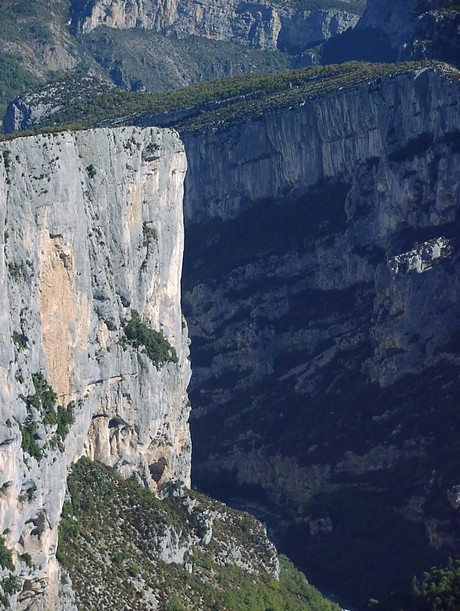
[53,457,337,610]
[3,77,115,138]
[0,0,359,129]
[322,0,460,67]
[72,0,360,52]
[359,0,460,66]
[0,126,191,608]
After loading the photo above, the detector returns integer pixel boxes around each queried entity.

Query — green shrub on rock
[123,310,178,367]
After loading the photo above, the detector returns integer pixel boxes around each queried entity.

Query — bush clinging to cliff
[123,310,178,367]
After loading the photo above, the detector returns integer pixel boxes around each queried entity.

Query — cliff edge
[0,126,191,608]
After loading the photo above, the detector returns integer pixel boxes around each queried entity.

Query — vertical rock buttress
[0,126,191,608]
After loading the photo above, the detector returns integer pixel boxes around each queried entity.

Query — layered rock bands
[1,61,460,608]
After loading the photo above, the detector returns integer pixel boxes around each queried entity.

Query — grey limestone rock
[357,0,460,66]
[3,77,114,135]
[0,126,191,608]
[73,0,359,51]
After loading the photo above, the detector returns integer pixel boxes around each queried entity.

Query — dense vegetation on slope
[0,0,365,131]
[412,558,460,610]
[260,0,366,11]
[0,0,57,38]
[79,28,291,93]
[57,458,339,610]
[0,0,76,119]
[4,60,451,137]
[0,56,39,121]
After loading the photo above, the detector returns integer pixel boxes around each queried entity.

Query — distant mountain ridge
[321,0,460,66]
[3,0,459,133]
[70,0,361,50]
[0,0,363,130]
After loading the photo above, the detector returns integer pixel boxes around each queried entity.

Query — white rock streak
[388,237,453,276]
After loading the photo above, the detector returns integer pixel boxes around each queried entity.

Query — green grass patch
[0,54,39,128]
[279,0,366,12]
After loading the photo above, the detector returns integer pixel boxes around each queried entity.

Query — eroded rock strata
[1,60,460,608]
[322,0,460,68]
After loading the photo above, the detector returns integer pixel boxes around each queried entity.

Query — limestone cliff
[72,0,360,51]
[0,126,191,608]
[322,0,460,68]
[0,0,358,131]
[2,58,460,607]
[181,64,460,604]
[358,0,460,66]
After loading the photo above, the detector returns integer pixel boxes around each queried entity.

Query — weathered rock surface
[3,77,115,136]
[181,64,460,603]
[2,53,460,608]
[322,0,460,67]
[72,0,360,51]
[0,126,191,608]
[0,1,358,133]
[359,0,460,65]
[55,458,337,611]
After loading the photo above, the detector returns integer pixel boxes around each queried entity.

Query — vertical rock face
[0,126,191,608]
[72,0,360,51]
[327,0,460,67]
[181,65,460,602]
[359,0,456,39]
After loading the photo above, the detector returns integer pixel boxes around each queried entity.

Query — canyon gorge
[0,0,459,609]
